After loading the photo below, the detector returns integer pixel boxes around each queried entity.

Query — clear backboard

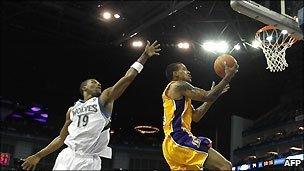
[230,0,303,72]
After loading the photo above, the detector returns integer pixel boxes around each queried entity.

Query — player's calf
[218,160,232,170]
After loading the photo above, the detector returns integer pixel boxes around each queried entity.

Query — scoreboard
[232,153,303,170]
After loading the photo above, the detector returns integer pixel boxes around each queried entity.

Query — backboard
[230,0,303,40]
[230,0,303,72]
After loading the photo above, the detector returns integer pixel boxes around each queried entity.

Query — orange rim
[256,25,300,42]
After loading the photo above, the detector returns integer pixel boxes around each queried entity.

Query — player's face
[177,64,192,82]
[86,79,102,97]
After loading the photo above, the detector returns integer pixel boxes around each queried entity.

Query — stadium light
[102,12,112,20]
[217,41,229,53]
[202,41,228,53]
[177,42,190,49]
[114,14,120,19]
[234,44,241,50]
[281,30,288,34]
[252,40,261,48]
[31,106,41,112]
[202,42,217,52]
[132,41,143,47]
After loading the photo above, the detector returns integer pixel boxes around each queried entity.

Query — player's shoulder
[171,81,192,90]
[67,106,73,112]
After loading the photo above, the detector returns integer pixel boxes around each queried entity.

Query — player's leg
[163,135,207,170]
[203,148,232,170]
[73,155,101,170]
[53,148,72,170]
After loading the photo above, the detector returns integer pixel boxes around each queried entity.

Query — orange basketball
[214,54,237,78]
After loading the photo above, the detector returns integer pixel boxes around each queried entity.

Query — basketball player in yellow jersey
[162,62,238,170]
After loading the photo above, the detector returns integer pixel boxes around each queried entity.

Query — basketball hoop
[255,25,299,72]
[134,125,159,134]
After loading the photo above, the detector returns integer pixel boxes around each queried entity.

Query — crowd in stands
[235,125,303,153]
[234,98,303,166]
[243,104,302,136]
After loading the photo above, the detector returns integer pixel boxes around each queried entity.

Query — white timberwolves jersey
[64,97,112,158]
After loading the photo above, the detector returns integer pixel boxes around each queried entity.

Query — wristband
[131,62,144,73]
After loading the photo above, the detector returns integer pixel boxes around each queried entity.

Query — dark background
[1,1,303,158]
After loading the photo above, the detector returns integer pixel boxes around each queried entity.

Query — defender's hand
[144,40,161,57]
[21,155,40,170]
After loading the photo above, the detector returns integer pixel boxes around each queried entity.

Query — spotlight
[217,41,228,53]
[202,42,217,52]
[114,14,120,19]
[252,40,261,48]
[234,44,241,50]
[281,30,288,34]
[177,42,189,49]
[132,41,143,47]
[31,106,41,112]
[102,12,112,20]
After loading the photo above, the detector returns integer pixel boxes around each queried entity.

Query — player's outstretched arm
[192,82,229,122]
[21,108,72,170]
[206,61,238,100]
[101,40,161,104]
[174,62,238,102]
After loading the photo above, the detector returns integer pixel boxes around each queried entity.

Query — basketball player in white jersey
[21,40,161,170]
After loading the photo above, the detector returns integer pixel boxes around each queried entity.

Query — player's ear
[172,71,178,78]
[82,85,88,92]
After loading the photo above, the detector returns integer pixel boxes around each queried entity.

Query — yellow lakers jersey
[162,81,193,136]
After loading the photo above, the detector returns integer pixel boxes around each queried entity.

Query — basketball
[214,54,237,78]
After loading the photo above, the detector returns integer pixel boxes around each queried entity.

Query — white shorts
[53,147,101,170]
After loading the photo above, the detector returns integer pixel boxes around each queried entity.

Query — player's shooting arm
[175,81,216,102]
[176,74,233,102]
[101,40,160,103]
[22,108,72,170]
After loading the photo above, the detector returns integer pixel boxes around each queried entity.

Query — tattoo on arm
[175,81,208,101]
[176,81,194,92]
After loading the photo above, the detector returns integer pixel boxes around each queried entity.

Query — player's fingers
[22,162,28,170]
[154,53,160,55]
[223,61,228,68]
[151,40,158,46]
[233,62,239,69]
[21,161,26,167]
[23,164,31,170]
[154,44,161,48]
[146,40,150,47]
[212,81,215,87]
[155,48,161,52]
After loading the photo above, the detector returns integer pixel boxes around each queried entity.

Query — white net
[255,26,298,72]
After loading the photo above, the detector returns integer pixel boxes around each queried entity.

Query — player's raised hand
[144,40,161,57]
[223,61,239,79]
[21,155,40,170]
